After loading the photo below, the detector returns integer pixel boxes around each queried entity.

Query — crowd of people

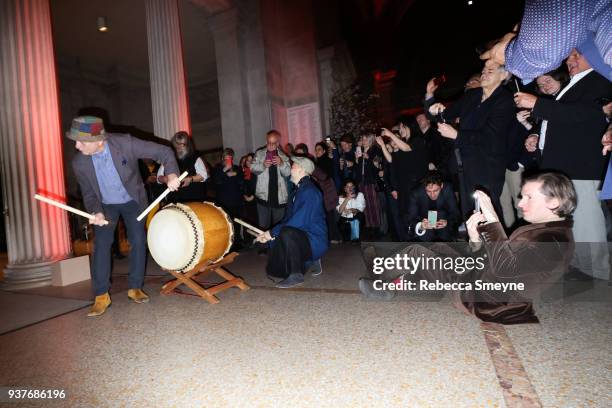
[70,0,611,315]
[145,45,610,287]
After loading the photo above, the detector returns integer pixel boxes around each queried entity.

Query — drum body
[147,202,234,272]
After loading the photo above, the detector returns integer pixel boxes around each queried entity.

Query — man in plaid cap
[69,116,181,317]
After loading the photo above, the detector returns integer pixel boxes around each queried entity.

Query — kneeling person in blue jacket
[255,155,328,288]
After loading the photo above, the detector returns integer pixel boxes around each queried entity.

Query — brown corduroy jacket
[465,219,574,324]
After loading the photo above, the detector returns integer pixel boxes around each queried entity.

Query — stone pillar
[317,44,357,138]
[145,0,191,140]
[241,2,274,153]
[208,8,252,157]
[0,0,72,289]
[260,0,323,150]
[317,47,335,137]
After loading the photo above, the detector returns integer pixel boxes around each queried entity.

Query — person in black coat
[405,172,461,242]
[212,148,244,219]
[514,49,612,280]
[378,127,428,216]
[515,66,570,173]
[427,61,515,217]
[240,153,258,225]
[415,113,453,180]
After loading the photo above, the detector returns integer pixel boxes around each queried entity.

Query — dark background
[324,0,526,108]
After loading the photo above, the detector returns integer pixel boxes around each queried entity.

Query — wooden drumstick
[234,218,275,241]
[136,171,188,221]
[234,218,265,235]
[34,194,109,225]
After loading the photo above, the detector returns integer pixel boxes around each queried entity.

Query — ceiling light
[97,17,108,32]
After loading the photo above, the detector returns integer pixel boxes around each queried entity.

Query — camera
[434,74,446,86]
[433,110,446,124]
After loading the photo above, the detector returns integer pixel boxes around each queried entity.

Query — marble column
[317,47,335,137]
[145,0,191,140]
[260,0,323,150]
[0,0,72,289]
[208,9,251,157]
[209,6,274,158]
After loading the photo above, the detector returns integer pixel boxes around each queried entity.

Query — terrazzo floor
[0,244,610,407]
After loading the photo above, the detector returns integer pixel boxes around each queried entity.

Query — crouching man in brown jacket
[360,171,576,324]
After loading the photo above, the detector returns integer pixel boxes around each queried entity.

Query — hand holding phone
[473,190,499,223]
[473,193,481,213]
[428,210,438,228]
[265,150,278,162]
[355,146,362,158]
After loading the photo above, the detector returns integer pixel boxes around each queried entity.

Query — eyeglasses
[175,142,187,147]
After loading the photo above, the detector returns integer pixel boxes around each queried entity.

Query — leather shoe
[127,288,150,303]
[87,293,111,317]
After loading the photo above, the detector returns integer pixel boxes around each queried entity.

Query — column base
[2,260,59,290]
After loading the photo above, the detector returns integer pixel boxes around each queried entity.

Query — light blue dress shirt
[91,143,133,204]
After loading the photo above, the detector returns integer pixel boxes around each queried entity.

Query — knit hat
[66,116,107,142]
[291,156,315,175]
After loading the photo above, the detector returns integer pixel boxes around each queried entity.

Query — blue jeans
[349,219,360,240]
[92,200,146,295]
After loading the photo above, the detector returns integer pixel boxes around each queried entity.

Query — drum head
[147,204,204,271]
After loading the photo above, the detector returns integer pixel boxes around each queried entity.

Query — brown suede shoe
[87,293,111,317]
[127,288,150,304]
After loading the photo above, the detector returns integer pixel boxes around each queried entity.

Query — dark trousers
[92,200,146,295]
[257,203,286,229]
[386,193,405,241]
[326,209,341,241]
[339,213,364,241]
[266,226,312,279]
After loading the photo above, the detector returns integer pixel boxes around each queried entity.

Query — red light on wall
[373,70,397,83]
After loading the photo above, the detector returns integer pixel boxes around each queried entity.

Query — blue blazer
[270,176,328,260]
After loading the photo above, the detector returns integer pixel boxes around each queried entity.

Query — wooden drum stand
[160,252,249,304]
